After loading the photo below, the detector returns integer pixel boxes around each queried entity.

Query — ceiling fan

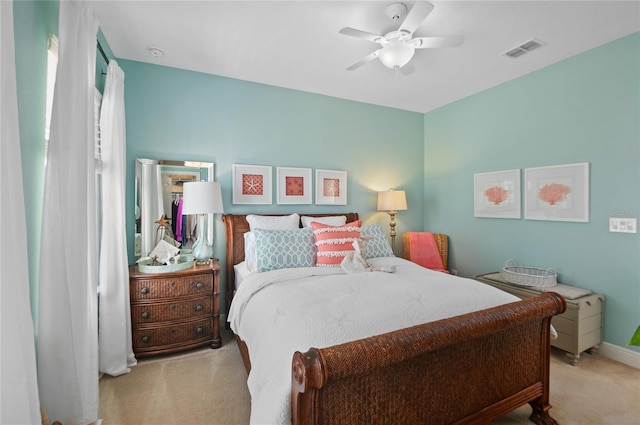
[339,1,464,73]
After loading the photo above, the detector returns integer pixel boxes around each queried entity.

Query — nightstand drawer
[130,273,213,300]
[131,296,213,324]
[132,317,213,352]
[551,315,574,336]
[573,295,603,321]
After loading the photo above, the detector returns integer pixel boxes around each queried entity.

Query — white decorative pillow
[246,213,300,231]
[244,231,258,272]
[254,228,316,272]
[301,215,347,228]
[360,224,394,259]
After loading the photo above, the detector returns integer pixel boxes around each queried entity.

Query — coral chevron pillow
[311,220,362,267]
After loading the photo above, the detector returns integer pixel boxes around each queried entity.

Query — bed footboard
[291,292,566,425]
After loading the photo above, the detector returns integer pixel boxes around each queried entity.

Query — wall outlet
[609,218,637,234]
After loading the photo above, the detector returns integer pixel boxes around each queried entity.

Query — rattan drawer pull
[196,327,203,334]
[140,287,149,295]
[141,311,149,319]
[195,281,204,289]
[141,335,149,343]
[195,304,203,312]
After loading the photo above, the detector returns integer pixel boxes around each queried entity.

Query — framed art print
[474,169,521,219]
[232,164,272,204]
[315,169,347,205]
[524,162,589,222]
[277,167,312,205]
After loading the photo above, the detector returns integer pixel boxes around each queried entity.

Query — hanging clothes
[171,198,179,240]
[176,197,184,243]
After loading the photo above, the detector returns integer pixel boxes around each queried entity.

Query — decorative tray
[137,256,195,274]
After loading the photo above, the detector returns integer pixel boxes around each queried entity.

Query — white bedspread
[228,257,519,425]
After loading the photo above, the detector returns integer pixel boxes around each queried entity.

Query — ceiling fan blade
[346,50,381,71]
[412,35,465,49]
[398,1,434,35]
[339,27,385,43]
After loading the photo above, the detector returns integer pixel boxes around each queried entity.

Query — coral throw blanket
[406,232,449,273]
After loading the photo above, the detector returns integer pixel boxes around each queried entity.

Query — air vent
[502,38,545,58]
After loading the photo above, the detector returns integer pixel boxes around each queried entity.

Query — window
[45,35,58,143]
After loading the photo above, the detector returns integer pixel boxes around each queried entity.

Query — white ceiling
[91,1,640,113]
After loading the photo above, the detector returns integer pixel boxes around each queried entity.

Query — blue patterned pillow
[254,228,316,272]
[361,224,394,259]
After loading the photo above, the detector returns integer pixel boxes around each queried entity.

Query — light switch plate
[609,218,637,233]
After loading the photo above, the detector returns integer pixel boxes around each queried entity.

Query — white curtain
[1,1,42,423]
[140,161,165,256]
[37,1,100,423]
[98,60,137,376]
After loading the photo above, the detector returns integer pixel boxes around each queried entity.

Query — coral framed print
[315,169,347,205]
[277,167,312,205]
[524,162,589,222]
[232,164,272,204]
[474,169,521,219]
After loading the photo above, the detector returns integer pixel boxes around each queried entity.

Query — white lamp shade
[378,41,415,69]
[377,189,407,211]
[181,181,224,215]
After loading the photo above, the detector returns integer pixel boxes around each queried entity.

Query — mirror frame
[135,158,215,258]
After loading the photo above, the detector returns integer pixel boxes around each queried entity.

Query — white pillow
[246,213,300,231]
[233,261,251,289]
[244,232,258,272]
[301,215,347,228]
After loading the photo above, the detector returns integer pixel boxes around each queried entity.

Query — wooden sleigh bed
[223,213,566,425]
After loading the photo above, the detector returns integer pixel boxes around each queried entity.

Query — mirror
[135,158,214,258]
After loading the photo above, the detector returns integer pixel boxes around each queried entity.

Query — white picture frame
[232,164,272,205]
[524,162,589,222]
[315,169,347,205]
[276,167,312,205]
[474,169,521,219]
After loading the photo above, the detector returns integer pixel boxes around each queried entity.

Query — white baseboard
[598,342,640,369]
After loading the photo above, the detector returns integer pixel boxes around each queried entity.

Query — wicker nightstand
[129,260,221,357]
[475,272,604,365]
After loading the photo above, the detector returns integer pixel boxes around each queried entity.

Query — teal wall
[424,33,640,350]
[120,60,425,303]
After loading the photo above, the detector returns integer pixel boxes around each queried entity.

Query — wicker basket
[502,259,557,288]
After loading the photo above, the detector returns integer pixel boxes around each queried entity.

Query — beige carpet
[99,329,640,425]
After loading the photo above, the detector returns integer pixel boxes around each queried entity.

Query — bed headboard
[222,213,359,313]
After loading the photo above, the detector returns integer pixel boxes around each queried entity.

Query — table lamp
[377,189,407,255]
[181,181,224,264]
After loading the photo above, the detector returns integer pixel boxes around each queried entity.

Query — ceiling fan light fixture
[378,40,415,69]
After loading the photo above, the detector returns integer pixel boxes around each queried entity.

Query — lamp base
[192,214,213,264]
[387,210,398,256]
[192,239,213,264]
